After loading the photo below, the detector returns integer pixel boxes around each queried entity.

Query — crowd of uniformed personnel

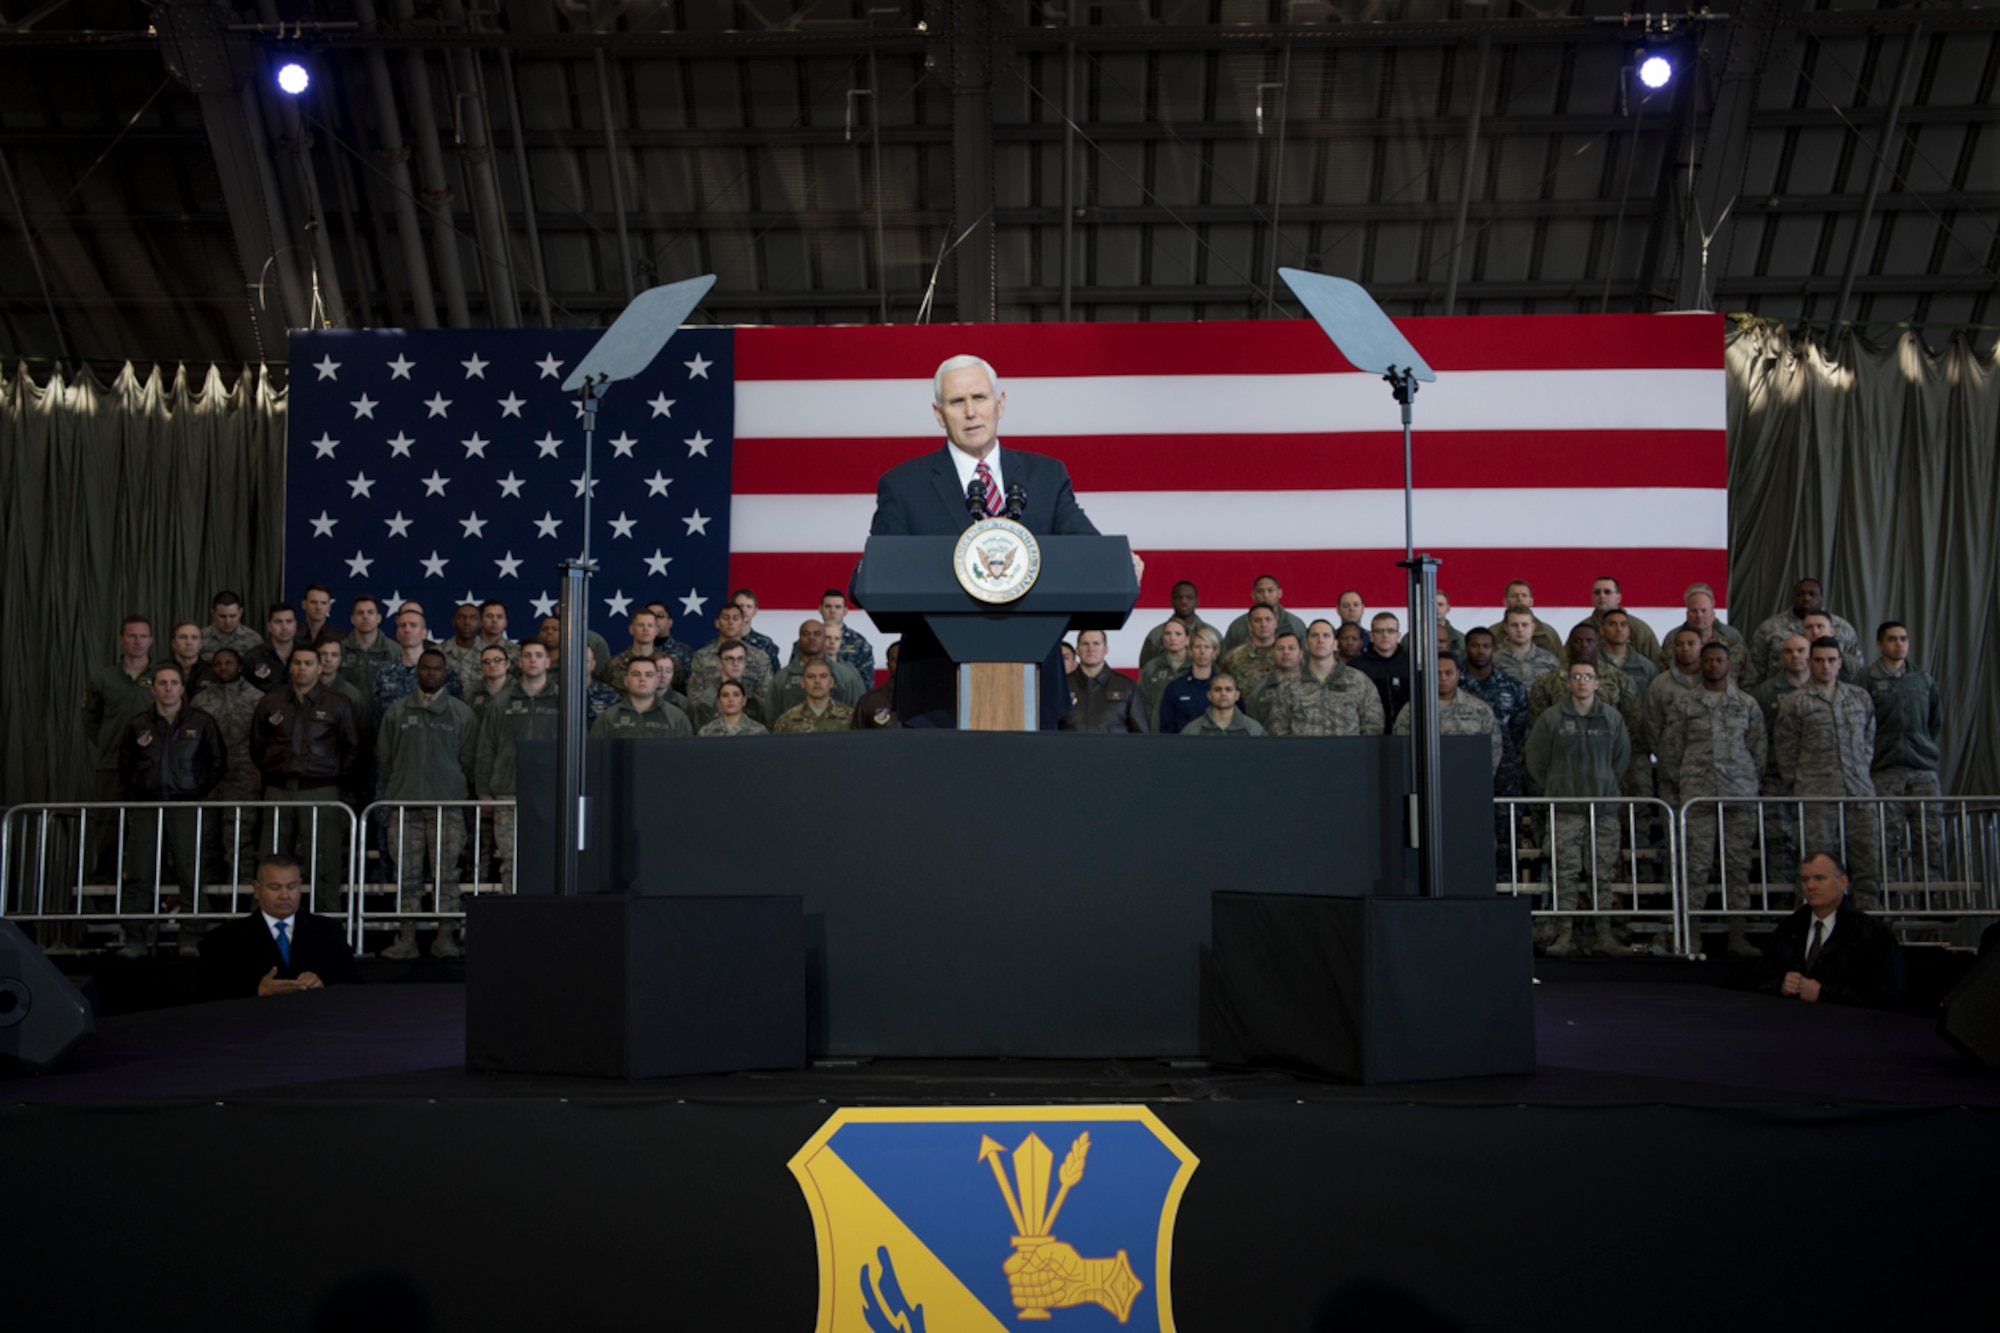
[80,570,1944,959]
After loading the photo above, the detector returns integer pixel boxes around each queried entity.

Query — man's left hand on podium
[1131,551,1146,584]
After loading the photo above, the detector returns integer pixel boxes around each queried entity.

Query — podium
[851,534,1139,731]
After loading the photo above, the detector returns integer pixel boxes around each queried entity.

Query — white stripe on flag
[736,369,1728,438]
[730,488,1728,554]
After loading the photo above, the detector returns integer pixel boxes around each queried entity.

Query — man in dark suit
[865,354,1140,726]
[1750,850,1902,1008]
[199,853,361,999]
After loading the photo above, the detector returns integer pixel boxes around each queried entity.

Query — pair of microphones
[966,476,1027,521]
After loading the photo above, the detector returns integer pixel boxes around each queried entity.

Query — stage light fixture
[1637,54,1673,89]
[277,62,310,96]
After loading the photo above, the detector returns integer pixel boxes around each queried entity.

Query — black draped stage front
[517,733,1497,1057]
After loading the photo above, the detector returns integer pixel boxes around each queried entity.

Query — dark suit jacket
[1750,901,1902,1009]
[865,445,1100,727]
[199,910,362,999]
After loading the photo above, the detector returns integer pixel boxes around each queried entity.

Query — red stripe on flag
[731,430,1727,495]
[728,548,1729,614]
[731,314,1724,380]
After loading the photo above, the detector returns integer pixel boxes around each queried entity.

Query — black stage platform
[7,974,1995,1332]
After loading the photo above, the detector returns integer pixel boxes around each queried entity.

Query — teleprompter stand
[468,275,808,1081]
[1199,270,1534,1083]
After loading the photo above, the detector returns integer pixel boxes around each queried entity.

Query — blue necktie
[275,920,291,967]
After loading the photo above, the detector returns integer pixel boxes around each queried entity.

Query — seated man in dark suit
[199,853,361,998]
[1750,850,1902,1008]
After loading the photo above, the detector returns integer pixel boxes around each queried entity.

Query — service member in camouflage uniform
[1460,628,1529,799]
[1488,580,1564,658]
[83,616,159,893]
[1581,576,1663,664]
[1524,660,1631,957]
[698,680,769,737]
[465,644,515,717]
[1139,581,1216,670]
[437,604,490,687]
[1528,624,1643,795]
[1222,575,1310,654]
[1436,591,1467,660]
[1138,620,1190,732]
[1492,608,1559,686]
[1245,631,1303,730]
[1595,608,1659,698]
[473,641,560,892]
[601,609,674,697]
[1654,584,1747,679]
[200,591,263,663]
[771,661,855,733]
[1393,654,1501,778]
[1746,579,1865,687]
[589,658,694,738]
[476,600,521,669]
[341,595,396,695]
[1751,634,1813,893]
[638,603,696,687]
[536,615,611,681]
[374,608,464,718]
[376,650,478,960]
[1659,642,1768,956]
[1860,621,1945,877]
[1220,605,1282,699]
[1645,628,1706,759]
[851,642,902,730]
[1775,637,1881,906]
[191,649,264,880]
[688,642,771,731]
[768,620,868,715]
[1265,620,1386,737]
[814,591,876,681]
[1180,672,1265,737]
[689,603,772,710]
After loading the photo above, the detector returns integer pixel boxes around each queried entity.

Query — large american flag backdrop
[286,314,1726,667]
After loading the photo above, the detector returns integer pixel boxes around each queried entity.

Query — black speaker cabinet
[1209,892,1536,1084]
[0,920,95,1073]
[1939,944,2000,1071]
[466,894,806,1079]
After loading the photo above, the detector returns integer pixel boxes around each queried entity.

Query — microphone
[966,475,987,518]
[1004,482,1026,521]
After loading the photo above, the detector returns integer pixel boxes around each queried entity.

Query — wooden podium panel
[959,661,1037,731]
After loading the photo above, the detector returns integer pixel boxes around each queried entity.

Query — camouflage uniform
[83,659,159,886]
[687,639,772,710]
[1218,642,1279,699]
[1264,664,1386,738]
[1746,611,1863,687]
[603,645,685,698]
[687,692,769,733]
[437,638,489,690]
[1524,699,1631,929]
[1461,669,1530,799]
[373,657,464,719]
[767,657,868,716]
[1659,682,1768,923]
[657,635,697,686]
[588,698,694,739]
[771,699,855,733]
[191,678,265,879]
[1491,642,1559,687]
[473,680,561,892]
[1138,653,1188,732]
[339,631,397,695]
[699,716,769,737]
[200,623,263,663]
[1860,657,1946,876]
[792,625,874,680]
[1392,694,1502,776]
[1645,669,1703,762]
[1774,681,1880,904]
[377,688,478,957]
[1598,646,1659,698]
[1181,710,1266,736]
[1750,672,1808,890]
[1439,618,1467,660]
[742,627,784,677]
[1245,667,1300,730]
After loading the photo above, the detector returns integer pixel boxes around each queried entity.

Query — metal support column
[947,0,996,322]
[1833,20,1923,328]
[1059,1,1077,321]
[595,47,637,303]
[439,0,518,325]
[498,47,553,328]
[1442,35,1489,316]
[391,0,471,325]
[351,0,438,327]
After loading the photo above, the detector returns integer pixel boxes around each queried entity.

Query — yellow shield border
[788,1104,1199,1333]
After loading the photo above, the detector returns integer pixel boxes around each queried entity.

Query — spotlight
[1637,54,1673,90]
[277,62,310,96]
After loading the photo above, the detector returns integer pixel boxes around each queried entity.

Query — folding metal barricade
[1495,796,1683,954]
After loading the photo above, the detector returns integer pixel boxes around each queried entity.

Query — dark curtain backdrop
[4,327,1998,806]
[1725,318,2000,792]
[1,363,285,805]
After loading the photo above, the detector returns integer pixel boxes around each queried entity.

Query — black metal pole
[1389,366,1445,897]
[554,378,600,897]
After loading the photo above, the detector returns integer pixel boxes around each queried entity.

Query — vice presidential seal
[954,517,1041,604]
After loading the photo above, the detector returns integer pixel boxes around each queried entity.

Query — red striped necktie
[976,460,1001,517]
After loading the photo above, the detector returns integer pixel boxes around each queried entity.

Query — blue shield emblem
[789,1106,1198,1331]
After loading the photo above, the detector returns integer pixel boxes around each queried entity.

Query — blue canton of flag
[284,328,733,643]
